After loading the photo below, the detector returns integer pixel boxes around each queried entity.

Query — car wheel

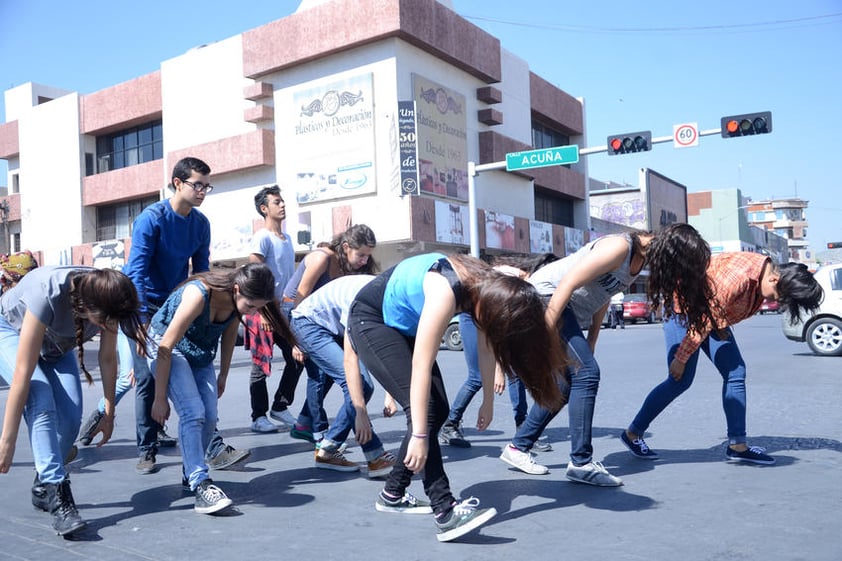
[443,323,463,351]
[805,318,842,357]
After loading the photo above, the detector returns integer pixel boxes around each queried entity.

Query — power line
[462,12,842,35]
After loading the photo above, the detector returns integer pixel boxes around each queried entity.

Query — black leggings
[347,299,453,516]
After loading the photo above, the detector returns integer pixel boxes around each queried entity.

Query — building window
[11,172,19,194]
[96,196,158,241]
[96,121,163,173]
[532,121,569,150]
[11,232,20,253]
[535,189,573,226]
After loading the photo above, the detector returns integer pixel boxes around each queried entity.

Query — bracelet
[411,433,428,439]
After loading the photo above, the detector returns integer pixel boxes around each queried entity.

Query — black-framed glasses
[183,180,214,194]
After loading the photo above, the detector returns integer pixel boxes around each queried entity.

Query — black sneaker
[620,431,659,460]
[135,449,158,474]
[156,426,178,448]
[51,478,87,537]
[194,479,233,514]
[726,445,775,465]
[78,410,104,446]
[435,497,497,542]
[439,422,471,448]
[32,473,49,512]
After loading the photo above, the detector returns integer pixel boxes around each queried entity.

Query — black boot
[32,473,49,512]
[49,478,86,536]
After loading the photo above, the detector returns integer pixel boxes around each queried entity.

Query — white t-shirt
[249,229,295,302]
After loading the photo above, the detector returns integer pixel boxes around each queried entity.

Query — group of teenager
[0,156,825,543]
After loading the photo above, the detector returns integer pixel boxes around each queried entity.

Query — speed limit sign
[673,123,699,148]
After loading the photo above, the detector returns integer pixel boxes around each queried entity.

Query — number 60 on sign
[673,123,699,148]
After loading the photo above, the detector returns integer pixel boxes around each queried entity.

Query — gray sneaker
[375,491,433,514]
[207,445,251,470]
[435,497,497,542]
[194,479,233,515]
[565,460,623,487]
[499,444,549,475]
[78,410,104,446]
[439,422,471,448]
[135,449,158,475]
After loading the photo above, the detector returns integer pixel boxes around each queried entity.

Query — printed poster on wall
[92,240,125,270]
[291,73,376,204]
[397,101,419,195]
[434,200,469,245]
[412,74,468,202]
[485,211,515,250]
[529,221,553,254]
[564,226,585,256]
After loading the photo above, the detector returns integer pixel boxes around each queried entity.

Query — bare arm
[216,319,238,398]
[588,302,610,352]
[474,329,496,430]
[294,251,330,305]
[403,272,456,474]
[343,332,371,445]
[544,236,630,330]
[0,311,46,473]
[151,285,206,425]
[91,327,119,446]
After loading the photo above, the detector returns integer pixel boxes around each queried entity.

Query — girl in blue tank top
[346,252,567,542]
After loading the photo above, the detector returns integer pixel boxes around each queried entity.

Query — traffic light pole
[467,127,723,258]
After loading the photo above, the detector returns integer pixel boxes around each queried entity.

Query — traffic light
[828,242,842,249]
[720,111,772,138]
[606,131,652,156]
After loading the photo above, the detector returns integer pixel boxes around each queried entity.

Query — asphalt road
[0,313,840,561]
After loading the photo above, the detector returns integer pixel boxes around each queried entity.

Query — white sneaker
[269,408,296,426]
[499,444,549,475]
[251,416,279,433]
[565,460,623,487]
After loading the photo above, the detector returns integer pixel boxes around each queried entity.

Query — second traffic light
[720,111,772,138]
[607,131,652,156]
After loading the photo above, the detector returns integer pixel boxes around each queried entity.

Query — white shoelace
[746,445,767,454]
[452,497,480,516]
[634,438,651,453]
[200,484,226,502]
[589,460,609,474]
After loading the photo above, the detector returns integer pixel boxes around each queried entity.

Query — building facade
[0,0,589,269]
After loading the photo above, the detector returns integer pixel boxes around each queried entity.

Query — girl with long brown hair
[0,266,147,537]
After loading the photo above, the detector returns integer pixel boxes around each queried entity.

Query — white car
[782,263,842,356]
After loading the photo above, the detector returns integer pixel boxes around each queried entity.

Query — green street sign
[506,145,579,171]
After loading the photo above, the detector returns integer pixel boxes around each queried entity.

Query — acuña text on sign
[505,145,579,171]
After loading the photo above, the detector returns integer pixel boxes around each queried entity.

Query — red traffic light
[720,112,772,138]
[607,131,652,156]
[828,242,842,249]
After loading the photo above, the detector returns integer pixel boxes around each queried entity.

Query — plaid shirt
[243,311,274,376]
[674,252,768,364]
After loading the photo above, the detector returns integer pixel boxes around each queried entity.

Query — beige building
[0,0,590,269]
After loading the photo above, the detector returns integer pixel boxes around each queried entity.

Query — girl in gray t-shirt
[0,266,147,537]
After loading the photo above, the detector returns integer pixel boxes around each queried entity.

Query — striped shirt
[674,252,769,364]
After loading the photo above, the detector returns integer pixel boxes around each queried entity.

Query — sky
[1,0,840,249]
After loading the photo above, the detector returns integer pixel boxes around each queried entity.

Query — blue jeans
[513,306,598,466]
[629,315,747,445]
[0,316,82,484]
[448,313,527,426]
[147,339,217,490]
[95,329,134,414]
[134,304,164,455]
[292,316,383,460]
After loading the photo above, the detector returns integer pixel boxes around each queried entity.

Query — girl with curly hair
[500,223,714,484]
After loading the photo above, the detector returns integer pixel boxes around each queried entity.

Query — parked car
[442,316,463,351]
[782,263,842,356]
[623,293,661,324]
[759,298,780,314]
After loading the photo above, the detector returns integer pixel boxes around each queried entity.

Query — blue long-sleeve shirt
[122,200,211,316]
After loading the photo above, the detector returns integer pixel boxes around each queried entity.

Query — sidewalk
[1,318,840,560]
